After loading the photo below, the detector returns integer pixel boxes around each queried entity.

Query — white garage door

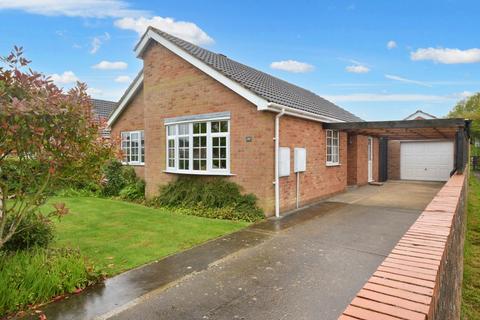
[400,141,454,181]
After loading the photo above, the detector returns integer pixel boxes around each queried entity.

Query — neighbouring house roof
[404,109,437,120]
[91,98,117,119]
[108,28,362,126]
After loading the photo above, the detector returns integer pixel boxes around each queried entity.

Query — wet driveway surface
[39,181,443,320]
[108,181,442,320]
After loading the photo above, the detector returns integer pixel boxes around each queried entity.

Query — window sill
[122,162,145,167]
[163,170,236,176]
[326,163,341,167]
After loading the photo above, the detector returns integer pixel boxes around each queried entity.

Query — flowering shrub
[0,47,115,249]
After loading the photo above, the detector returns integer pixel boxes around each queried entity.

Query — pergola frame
[323,118,471,181]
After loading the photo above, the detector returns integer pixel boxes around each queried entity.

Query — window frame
[326,129,340,166]
[165,117,231,175]
[121,130,145,165]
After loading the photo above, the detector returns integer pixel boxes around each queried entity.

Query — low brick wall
[339,173,467,320]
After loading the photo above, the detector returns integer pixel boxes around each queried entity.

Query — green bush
[2,214,54,252]
[0,248,100,316]
[153,177,264,222]
[101,160,145,200]
[102,160,126,196]
[119,180,146,201]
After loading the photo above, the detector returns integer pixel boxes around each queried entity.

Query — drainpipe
[274,108,285,218]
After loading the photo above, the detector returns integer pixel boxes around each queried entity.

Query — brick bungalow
[107,27,470,217]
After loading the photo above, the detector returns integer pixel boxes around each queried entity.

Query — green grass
[462,173,480,319]
[44,196,249,276]
[0,248,98,316]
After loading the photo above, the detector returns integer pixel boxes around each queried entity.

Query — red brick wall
[338,173,467,320]
[140,42,277,214]
[388,140,401,180]
[278,116,347,211]
[347,135,379,185]
[110,90,145,179]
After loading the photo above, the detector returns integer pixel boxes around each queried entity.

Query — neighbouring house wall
[110,90,145,179]
[338,173,467,320]
[346,134,380,186]
[388,140,401,180]
[278,116,348,211]
[141,42,276,214]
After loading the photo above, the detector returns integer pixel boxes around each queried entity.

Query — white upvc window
[326,129,340,165]
[121,130,145,165]
[165,119,230,175]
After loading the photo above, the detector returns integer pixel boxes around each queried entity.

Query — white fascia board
[266,103,345,123]
[107,73,144,127]
[135,30,269,110]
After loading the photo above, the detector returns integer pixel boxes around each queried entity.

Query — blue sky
[1,0,479,120]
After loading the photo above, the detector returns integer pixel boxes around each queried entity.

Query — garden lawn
[44,197,249,276]
[462,173,480,319]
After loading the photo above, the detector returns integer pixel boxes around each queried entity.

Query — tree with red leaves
[0,47,115,249]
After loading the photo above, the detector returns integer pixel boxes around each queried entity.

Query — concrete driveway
[109,181,443,320]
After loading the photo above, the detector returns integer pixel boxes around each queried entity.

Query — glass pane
[200,123,206,133]
[220,137,226,146]
[213,137,219,146]
[220,121,228,132]
[167,126,175,136]
[212,159,219,169]
[200,148,206,158]
[193,160,199,170]
[200,136,206,145]
[178,124,189,135]
[212,148,219,158]
[220,148,226,158]
[211,122,220,133]
[193,122,206,134]
[220,160,226,169]
[200,160,207,170]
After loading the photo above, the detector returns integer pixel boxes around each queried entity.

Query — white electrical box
[279,147,290,177]
[294,148,306,172]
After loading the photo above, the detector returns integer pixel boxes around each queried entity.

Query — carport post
[379,137,388,182]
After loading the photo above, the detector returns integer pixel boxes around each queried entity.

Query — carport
[324,118,471,182]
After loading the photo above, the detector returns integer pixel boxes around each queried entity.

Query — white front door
[368,137,373,182]
[400,141,454,181]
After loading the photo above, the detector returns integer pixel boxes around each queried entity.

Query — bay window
[121,130,145,165]
[165,117,230,175]
[326,129,339,165]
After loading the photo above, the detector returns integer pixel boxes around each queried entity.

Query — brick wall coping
[338,173,466,320]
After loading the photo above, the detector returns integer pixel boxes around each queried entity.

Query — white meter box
[279,147,290,177]
[294,148,306,172]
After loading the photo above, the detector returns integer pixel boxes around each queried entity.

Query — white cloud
[87,87,103,96]
[270,60,314,73]
[345,65,370,73]
[92,60,128,70]
[457,91,474,99]
[385,74,432,87]
[114,16,214,45]
[387,40,397,49]
[411,47,480,64]
[90,32,110,54]
[0,0,147,18]
[323,93,457,103]
[49,71,79,85]
[114,75,131,83]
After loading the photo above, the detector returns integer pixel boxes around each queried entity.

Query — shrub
[153,177,264,222]
[101,161,145,200]
[102,160,126,196]
[0,248,100,316]
[119,180,146,201]
[2,214,54,252]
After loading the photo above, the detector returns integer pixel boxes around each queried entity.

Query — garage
[400,141,454,181]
